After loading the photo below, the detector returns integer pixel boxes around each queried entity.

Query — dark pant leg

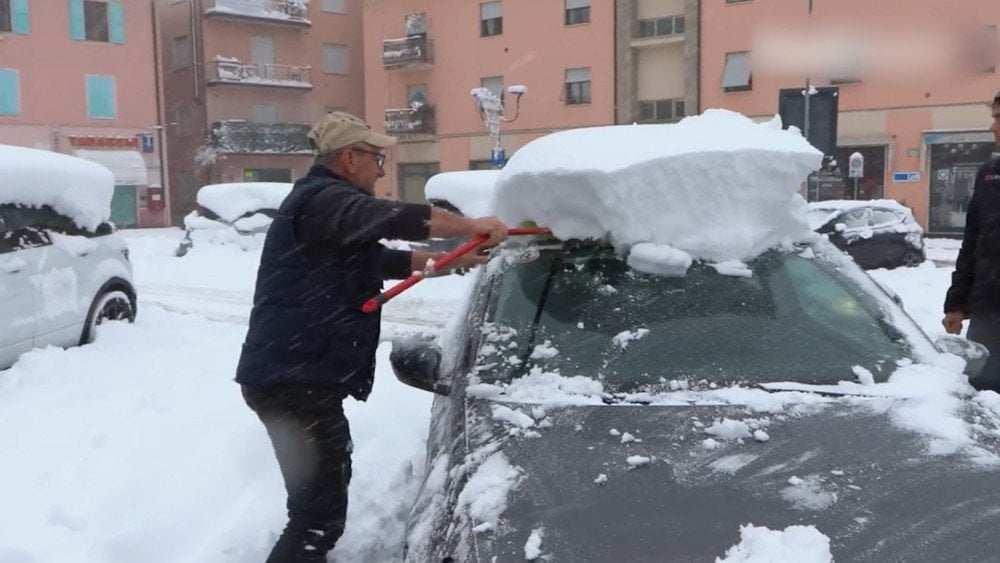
[967,314,1000,392]
[242,385,353,563]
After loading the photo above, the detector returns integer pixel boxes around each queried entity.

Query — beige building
[155,0,366,224]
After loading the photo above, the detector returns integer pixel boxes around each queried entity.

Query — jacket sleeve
[943,170,983,314]
[296,185,432,250]
[378,247,415,280]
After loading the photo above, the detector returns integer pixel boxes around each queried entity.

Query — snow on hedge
[493,109,823,263]
[0,144,114,231]
[424,170,501,218]
[196,182,292,223]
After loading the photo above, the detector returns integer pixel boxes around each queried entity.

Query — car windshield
[479,245,909,392]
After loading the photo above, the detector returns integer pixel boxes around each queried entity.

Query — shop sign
[892,171,921,183]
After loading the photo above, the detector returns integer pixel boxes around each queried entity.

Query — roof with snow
[0,144,115,231]
[493,109,824,263]
[196,182,293,223]
[424,170,500,217]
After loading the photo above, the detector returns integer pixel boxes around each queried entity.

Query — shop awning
[75,149,148,186]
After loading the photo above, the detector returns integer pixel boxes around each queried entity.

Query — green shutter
[109,0,124,44]
[68,0,84,40]
[86,75,116,119]
[0,69,20,116]
[11,0,29,34]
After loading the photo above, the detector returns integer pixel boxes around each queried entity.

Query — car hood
[465,398,1000,562]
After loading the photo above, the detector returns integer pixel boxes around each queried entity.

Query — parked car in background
[807,200,925,269]
[0,145,136,370]
[175,182,292,256]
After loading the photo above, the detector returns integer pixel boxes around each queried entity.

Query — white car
[0,145,136,370]
[175,182,292,256]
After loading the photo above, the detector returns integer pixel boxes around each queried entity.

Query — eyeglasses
[351,148,386,169]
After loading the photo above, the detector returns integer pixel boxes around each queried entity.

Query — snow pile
[195,182,292,223]
[781,475,839,511]
[0,144,114,231]
[716,524,832,563]
[493,110,823,262]
[457,452,523,525]
[424,170,501,217]
[524,527,544,560]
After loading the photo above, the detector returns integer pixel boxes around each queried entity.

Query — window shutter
[11,0,29,34]
[721,52,751,88]
[109,0,124,44]
[68,0,85,40]
[566,67,590,82]
[0,69,20,115]
[87,75,116,119]
[566,0,589,9]
[480,2,501,20]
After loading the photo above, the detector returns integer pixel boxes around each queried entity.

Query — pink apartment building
[363,0,617,201]
[155,0,365,224]
[702,0,999,235]
[0,0,165,227]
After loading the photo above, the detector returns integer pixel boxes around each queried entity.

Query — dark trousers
[968,314,1000,392]
[242,385,353,563]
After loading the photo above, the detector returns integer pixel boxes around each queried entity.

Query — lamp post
[471,85,526,168]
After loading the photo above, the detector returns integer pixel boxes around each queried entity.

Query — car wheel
[900,249,924,268]
[80,289,136,345]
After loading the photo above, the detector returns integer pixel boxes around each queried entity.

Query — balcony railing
[206,58,312,90]
[384,107,435,136]
[204,0,310,26]
[382,35,434,70]
[210,120,312,154]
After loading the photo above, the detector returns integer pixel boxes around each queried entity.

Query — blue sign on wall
[892,171,920,183]
[140,132,155,153]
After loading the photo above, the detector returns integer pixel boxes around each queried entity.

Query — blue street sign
[892,171,920,183]
[140,132,155,153]
[490,146,506,168]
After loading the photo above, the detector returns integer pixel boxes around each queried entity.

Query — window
[243,169,292,182]
[70,0,123,43]
[2,0,29,34]
[175,103,191,136]
[84,1,108,41]
[565,0,589,25]
[637,98,685,123]
[565,67,591,105]
[399,162,439,203]
[721,51,752,92]
[833,145,886,200]
[322,43,349,74]
[0,0,10,33]
[871,209,901,228]
[85,75,116,119]
[0,68,20,116]
[480,2,502,37]
[480,76,503,100]
[172,35,192,70]
[637,15,684,38]
[321,0,346,13]
[252,104,276,124]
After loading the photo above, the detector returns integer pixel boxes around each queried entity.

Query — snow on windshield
[0,144,114,231]
[424,170,500,217]
[196,182,292,223]
[493,109,823,264]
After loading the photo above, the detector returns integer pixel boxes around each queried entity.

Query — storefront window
[927,137,994,234]
[831,145,886,200]
[243,168,292,182]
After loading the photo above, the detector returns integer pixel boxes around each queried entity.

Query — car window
[871,209,900,227]
[480,247,907,392]
[0,205,53,250]
[0,204,87,236]
[840,208,871,229]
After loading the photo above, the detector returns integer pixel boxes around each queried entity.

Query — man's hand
[942,311,965,335]
[467,216,509,249]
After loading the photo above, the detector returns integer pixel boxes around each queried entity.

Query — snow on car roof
[424,170,500,217]
[196,182,293,223]
[807,198,915,216]
[0,144,114,231]
[493,109,823,263]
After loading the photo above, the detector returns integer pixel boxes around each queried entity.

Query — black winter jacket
[235,166,430,399]
[944,155,1000,315]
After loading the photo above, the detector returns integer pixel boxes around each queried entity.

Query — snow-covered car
[387,113,995,561]
[807,200,925,269]
[175,182,292,256]
[406,170,503,254]
[0,145,136,370]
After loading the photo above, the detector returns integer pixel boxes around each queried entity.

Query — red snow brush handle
[362,227,550,313]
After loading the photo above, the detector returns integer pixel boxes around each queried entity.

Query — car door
[0,210,38,369]
[868,208,907,266]
[830,208,877,268]
[2,205,92,348]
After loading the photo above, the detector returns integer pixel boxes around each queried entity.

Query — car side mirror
[390,336,450,396]
[934,335,990,378]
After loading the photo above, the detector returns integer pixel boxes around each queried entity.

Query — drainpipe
[151,0,172,225]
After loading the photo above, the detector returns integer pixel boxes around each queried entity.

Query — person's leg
[966,314,1000,392]
[243,386,353,563]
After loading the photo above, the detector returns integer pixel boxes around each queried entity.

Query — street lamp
[471,84,527,168]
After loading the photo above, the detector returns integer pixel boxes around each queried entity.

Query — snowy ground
[0,229,961,562]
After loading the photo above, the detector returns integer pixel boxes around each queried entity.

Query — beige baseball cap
[307,111,397,154]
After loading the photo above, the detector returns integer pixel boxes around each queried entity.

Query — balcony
[206,58,312,90]
[204,0,310,27]
[382,35,434,70]
[384,107,435,137]
[209,120,312,155]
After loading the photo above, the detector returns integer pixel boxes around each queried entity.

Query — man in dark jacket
[235,111,508,562]
[943,91,1000,391]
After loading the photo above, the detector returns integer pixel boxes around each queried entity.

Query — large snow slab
[424,170,500,217]
[196,182,293,223]
[493,110,823,262]
[0,144,114,231]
